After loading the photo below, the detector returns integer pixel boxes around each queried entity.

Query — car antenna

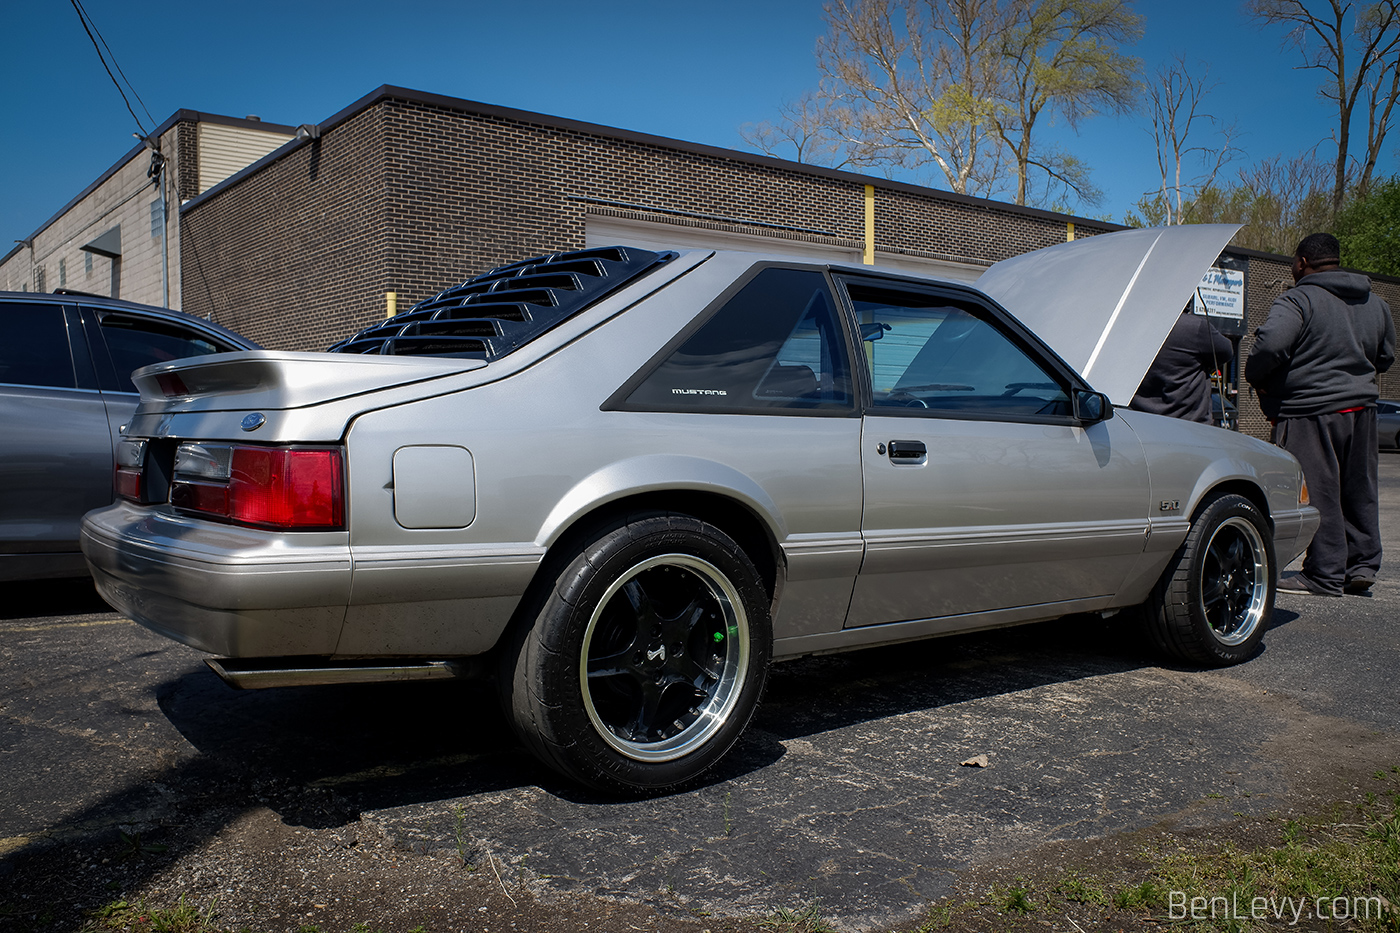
[1196,286,1225,423]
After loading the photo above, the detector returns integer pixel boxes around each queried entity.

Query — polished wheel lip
[579,553,750,763]
[1201,515,1269,647]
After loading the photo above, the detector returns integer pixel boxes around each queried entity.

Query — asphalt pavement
[3,457,1398,930]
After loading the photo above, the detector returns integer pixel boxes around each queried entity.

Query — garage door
[586,215,984,284]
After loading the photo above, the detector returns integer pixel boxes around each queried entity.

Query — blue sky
[4,0,1394,244]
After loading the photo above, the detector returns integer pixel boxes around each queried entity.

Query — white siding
[197,123,293,193]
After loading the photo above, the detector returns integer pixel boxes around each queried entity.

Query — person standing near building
[1130,305,1234,423]
[1245,233,1396,597]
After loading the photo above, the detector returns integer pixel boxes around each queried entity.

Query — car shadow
[0,576,115,620]
[151,610,1165,815]
[754,611,1158,741]
[0,606,1278,912]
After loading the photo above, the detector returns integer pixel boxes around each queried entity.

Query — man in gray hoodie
[1246,233,1396,597]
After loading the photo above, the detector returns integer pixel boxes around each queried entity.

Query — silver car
[0,292,255,581]
[82,226,1317,792]
[1377,399,1400,450]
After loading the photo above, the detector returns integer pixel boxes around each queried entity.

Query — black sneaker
[1344,575,1376,595]
[1277,571,1343,597]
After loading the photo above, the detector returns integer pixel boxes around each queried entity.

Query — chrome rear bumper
[81,501,352,657]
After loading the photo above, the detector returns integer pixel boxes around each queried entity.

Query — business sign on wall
[1191,253,1247,336]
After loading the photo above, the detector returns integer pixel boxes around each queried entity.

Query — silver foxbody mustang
[83,225,1318,792]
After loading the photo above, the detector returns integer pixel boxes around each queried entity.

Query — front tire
[501,512,772,793]
[1145,493,1274,666]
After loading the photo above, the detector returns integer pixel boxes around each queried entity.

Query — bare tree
[1135,153,1336,252]
[1249,0,1400,211]
[739,93,856,168]
[1232,152,1339,248]
[992,0,1143,205]
[1141,55,1241,223]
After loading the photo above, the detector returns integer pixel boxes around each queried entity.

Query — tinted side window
[625,269,853,413]
[0,302,76,389]
[849,284,1071,418]
[99,315,227,392]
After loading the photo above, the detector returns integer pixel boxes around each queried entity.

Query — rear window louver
[327,245,673,360]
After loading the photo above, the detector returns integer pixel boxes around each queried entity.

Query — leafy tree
[992,0,1143,205]
[740,0,1142,209]
[1334,174,1400,274]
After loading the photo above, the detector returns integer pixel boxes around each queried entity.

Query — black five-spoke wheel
[581,554,749,761]
[1199,516,1268,647]
[1146,493,1275,666]
[501,512,771,793]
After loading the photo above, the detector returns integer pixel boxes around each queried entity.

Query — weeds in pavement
[1111,879,1163,910]
[451,804,476,870]
[901,766,1400,931]
[993,882,1036,914]
[117,830,168,860]
[1053,872,1107,906]
[81,895,216,932]
[761,900,836,932]
[1146,784,1400,930]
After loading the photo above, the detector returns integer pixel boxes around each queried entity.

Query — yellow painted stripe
[1,617,133,633]
[863,185,875,265]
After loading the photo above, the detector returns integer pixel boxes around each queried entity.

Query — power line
[69,0,154,137]
[81,0,156,130]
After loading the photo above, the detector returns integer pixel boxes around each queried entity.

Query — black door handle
[887,439,926,460]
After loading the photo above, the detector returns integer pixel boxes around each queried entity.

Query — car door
[840,278,1150,629]
[0,300,112,578]
[80,306,236,468]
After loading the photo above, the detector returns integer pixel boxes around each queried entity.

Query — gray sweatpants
[1273,408,1382,592]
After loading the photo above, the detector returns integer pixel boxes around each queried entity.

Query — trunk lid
[130,351,485,413]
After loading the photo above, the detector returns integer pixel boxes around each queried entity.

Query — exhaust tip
[206,657,471,689]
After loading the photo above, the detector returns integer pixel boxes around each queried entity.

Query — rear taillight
[114,438,147,501]
[170,443,345,529]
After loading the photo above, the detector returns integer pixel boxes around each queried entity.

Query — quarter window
[623,268,853,413]
[848,283,1071,418]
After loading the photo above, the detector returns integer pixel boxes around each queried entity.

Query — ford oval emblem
[241,412,267,432]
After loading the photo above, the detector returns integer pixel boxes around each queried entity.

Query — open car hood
[975,224,1241,404]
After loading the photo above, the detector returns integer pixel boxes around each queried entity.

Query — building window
[150,200,164,238]
[59,259,67,287]
[35,267,45,293]
[85,252,93,276]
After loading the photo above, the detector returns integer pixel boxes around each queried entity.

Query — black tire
[500,512,772,793]
[1144,493,1275,666]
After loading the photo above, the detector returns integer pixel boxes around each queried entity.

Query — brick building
[5,84,1397,439]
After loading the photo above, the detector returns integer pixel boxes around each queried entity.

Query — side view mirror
[1074,390,1113,422]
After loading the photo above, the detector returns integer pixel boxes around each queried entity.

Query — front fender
[534,454,788,548]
